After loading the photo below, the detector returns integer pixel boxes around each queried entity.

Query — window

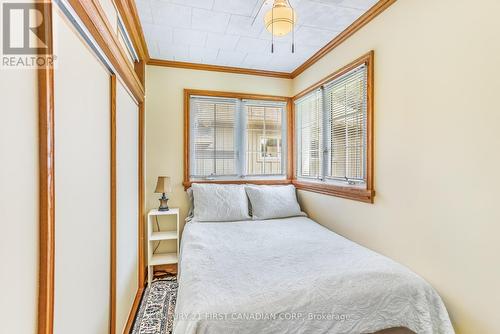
[245,102,284,175]
[190,98,238,178]
[186,91,289,184]
[293,52,374,203]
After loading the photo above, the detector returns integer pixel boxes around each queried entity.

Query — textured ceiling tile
[243,52,272,67]
[269,40,317,56]
[191,8,231,33]
[171,0,214,10]
[259,27,293,42]
[338,0,378,10]
[157,42,189,60]
[151,1,192,28]
[190,46,219,63]
[295,1,360,30]
[226,15,265,38]
[235,37,269,53]
[292,44,321,57]
[138,0,378,71]
[294,1,334,27]
[205,33,240,50]
[307,0,343,5]
[330,6,364,27]
[213,0,260,16]
[149,41,161,58]
[295,26,338,47]
[172,28,207,46]
[268,40,294,55]
[135,0,153,24]
[142,23,173,43]
[217,50,247,65]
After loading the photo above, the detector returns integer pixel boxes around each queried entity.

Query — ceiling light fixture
[264,0,296,53]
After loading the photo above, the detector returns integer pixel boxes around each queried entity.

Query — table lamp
[154,176,172,211]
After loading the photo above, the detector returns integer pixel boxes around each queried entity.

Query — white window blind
[190,96,286,180]
[190,97,237,178]
[295,63,368,185]
[325,64,367,182]
[245,102,284,176]
[296,90,322,179]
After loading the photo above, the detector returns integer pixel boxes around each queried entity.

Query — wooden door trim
[122,286,145,333]
[66,0,145,103]
[114,0,149,61]
[109,75,117,334]
[38,1,55,333]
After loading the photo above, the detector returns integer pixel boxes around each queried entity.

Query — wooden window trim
[291,51,375,203]
[183,89,293,189]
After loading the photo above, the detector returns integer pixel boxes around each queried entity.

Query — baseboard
[122,286,145,334]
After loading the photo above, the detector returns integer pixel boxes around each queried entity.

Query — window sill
[183,179,292,189]
[292,180,375,203]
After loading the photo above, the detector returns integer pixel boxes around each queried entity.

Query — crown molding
[147,58,293,79]
[290,0,397,78]
[143,0,396,80]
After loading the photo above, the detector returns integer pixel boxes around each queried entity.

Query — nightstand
[147,208,179,286]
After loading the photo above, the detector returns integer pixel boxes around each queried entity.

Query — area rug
[131,276,178,334]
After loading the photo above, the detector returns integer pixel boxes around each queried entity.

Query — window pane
[245,104,283,175]
[296,91,322,179]
[191,98,237,177]
[325,65,367,182]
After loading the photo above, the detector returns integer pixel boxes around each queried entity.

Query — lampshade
[155,176,172,193]
[264,0,297,37]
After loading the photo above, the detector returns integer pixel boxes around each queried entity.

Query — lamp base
[158,193,169,211]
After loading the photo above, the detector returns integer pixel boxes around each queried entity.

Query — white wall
[53,10,111,334]
[116,80,139,332]
[292,0,500,333]
[0,60,38,334]
[145,66,292,230]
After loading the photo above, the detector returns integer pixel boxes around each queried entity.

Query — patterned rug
[131,276,178,334]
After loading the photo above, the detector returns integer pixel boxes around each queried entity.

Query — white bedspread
[174,217,454,334]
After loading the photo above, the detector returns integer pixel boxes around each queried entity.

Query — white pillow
[245,185,304,220]
[192,183,251,222]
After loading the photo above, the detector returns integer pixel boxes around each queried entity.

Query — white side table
[147,208,179,286]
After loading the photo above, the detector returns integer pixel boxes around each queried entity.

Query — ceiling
[135,0,378,73]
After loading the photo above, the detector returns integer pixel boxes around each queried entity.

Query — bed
[173,184,453,334]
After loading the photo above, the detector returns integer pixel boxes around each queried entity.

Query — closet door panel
[53,11,111,334]
[116,81,139,332]
[0,55,38,334]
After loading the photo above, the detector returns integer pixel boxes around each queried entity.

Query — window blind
[189,96,287,180]
[245,103,284,176]
[295,90,322,179]
[190,97,237,178]
[295,63,368,184]
[324,64,367,182]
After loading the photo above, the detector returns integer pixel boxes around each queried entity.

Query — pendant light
[264,0,297,53]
